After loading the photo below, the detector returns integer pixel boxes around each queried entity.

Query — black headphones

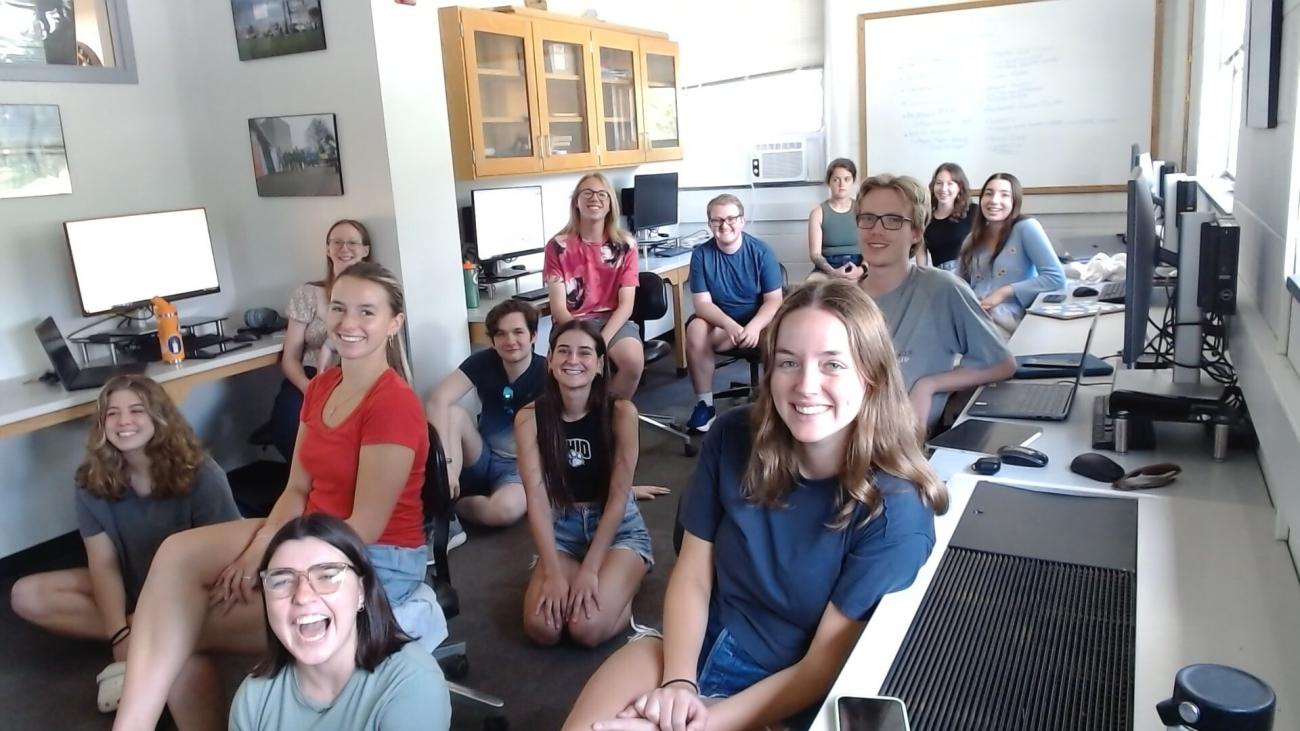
[243,307,287,332]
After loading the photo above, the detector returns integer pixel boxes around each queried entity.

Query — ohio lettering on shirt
[567,437,592,468]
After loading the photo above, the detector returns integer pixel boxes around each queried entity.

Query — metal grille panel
[880,547,1135,731]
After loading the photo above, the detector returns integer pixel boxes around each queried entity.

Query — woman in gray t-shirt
[9,374,240,716]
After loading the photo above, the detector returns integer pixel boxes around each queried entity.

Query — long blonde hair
[555,173,633,249]
[333,262,413,383]
[743,281,948,527]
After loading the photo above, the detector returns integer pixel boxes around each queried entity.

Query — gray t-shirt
[230,642,452,731]
[75,457,239,611]
[871,266,1012,429]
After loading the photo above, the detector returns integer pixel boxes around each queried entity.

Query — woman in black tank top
[515,320,652,648]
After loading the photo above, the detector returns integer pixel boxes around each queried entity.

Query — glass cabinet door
[532,21,597,171]
[641,38,682,162]
[461,13,542,175]
[591,30,645,166]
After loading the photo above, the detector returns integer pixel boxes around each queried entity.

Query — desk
[809,302,1300,729]
[466,250,694,373]
[0,337,284,440]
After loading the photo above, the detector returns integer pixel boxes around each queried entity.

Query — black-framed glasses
[502,385,515,416]
[577,189,610,201]
[261,562,356,599]
[707,214,742,228]
[856,213,912,231]
[327,238,366,249]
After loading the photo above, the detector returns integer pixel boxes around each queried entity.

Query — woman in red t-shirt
[112,263,432,731]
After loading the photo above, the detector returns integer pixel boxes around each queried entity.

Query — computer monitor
[1122,167,1159,366]
[470,185,545,273]
[64,208,221,316]
[629,172,678,235]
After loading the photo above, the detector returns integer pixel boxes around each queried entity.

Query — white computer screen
[64,208,221,315]
[473,186,545,260]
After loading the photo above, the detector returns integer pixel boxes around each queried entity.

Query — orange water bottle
[151,296,185,365]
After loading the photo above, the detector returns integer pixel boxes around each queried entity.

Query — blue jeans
[695,617,821,730]
[269,366,316,462]
[551,494,654,568]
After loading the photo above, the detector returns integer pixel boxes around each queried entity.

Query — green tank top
[819,200,859,258]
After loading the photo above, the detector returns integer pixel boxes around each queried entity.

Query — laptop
[35,317,147,391]
[966,312,1099,421]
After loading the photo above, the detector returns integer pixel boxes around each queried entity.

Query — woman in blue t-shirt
[564,280,948,731]
[515,319,653,649]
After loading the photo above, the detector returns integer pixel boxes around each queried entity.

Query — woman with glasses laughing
[230,514,450,730]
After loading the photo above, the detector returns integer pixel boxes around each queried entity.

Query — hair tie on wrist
[659,678,699,694]
[110,625,131,646]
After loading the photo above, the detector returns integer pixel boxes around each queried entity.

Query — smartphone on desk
[837,696,910,731]
[1042,293,1067,304]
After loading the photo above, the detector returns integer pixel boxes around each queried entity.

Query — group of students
[6,161,1053,731]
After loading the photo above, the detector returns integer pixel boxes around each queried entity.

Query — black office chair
[421,424,508,728]
[631,271,696,456]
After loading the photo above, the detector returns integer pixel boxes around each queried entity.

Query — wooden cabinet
[439,7,681,180]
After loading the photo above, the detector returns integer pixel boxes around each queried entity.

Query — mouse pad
[1015,353,1113,379]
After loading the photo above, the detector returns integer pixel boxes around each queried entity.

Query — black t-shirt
[561,409,610,504]
[458,348,547,459]
[924,202,978,267]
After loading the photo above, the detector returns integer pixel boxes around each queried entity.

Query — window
[0,0,136,83]
[1194,0,1248,187]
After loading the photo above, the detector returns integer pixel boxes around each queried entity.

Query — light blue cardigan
[964,218,1067,314]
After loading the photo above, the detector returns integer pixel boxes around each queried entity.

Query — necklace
[325,383,366,422]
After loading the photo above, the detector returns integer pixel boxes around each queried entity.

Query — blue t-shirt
[457,349,547,459]
[687,232,783,324]
[680,407,937,673]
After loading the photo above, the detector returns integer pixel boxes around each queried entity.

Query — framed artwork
[0,104,72,199]
[231,0,326,61]
[248,113,342,197]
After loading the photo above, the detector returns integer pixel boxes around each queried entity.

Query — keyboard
[1096,281,1125,303]
[512,287,549,302]
[653,245,694,258]
[1010,383,1074,418]
[187,333,231,350]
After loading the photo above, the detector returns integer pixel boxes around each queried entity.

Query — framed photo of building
[248,113,342,197]
[0,104,72,199]
[231,0,326,61]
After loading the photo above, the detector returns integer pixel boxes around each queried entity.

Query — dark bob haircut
[252,514,412,677]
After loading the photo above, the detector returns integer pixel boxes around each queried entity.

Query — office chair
[631,271,696,456]
[421,424,509,729]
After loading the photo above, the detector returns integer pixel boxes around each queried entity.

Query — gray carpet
[0,354,751,730]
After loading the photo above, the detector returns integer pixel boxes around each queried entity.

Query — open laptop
[36,317,147,391]
[966,312,1099,421]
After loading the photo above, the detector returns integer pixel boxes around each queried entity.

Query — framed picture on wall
[248,113,343,197]
[0,104,72,199]
[230,0,326,61]
[1244,0,1282,129]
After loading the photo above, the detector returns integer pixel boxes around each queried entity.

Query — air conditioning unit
[750,140,806,182]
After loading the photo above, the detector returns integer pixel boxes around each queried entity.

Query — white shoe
[96,660,126,713]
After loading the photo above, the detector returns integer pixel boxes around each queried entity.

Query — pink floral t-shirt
[543,233,639,319]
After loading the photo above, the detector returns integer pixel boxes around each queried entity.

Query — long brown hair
[533,319,615,510]
[555,173,633,253]
[959,172,1024,280]
[929,162,971,221]
[332,261,413,383]
[312,219,374,288]
[77,375,208,501]
[742,281,947,527]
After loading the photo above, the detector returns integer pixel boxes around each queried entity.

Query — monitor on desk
[470,185,545,277]
[626,172,678,238]
[64,208,221,316]
[1122,165,1160,366]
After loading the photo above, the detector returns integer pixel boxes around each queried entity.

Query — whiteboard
[860,0,1159,192]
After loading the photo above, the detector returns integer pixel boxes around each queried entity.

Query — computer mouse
[997,444,1050,468]
[1069,452,1125,483]
[971,456,1002,475]
[232,333,259,342]
[1072,285,1099,297]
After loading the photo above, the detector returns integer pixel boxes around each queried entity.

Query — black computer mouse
[233,332,259,342]
[1072,285,1099,297]
[997,444,1050,468]
[971,456,1002,475]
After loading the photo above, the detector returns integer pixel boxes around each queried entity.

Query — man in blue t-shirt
[684,194,784,431]
[426,301,546,540]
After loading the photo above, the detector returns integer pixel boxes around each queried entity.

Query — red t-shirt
[543,233,639,319]
[298,368,428,548]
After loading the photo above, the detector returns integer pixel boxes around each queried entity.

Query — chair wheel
[439,654,469,680]
[484,714,509,731]
[684,441,697,457]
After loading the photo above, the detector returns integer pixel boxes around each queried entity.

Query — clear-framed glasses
[707,214,742,229]
[328,238,366,249]
[502,384,515,416]
[856,213,912,231]
[261,562,356,599]
[577,188,610,201]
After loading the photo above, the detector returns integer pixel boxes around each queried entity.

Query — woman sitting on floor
[515,319,653,649]
[564,280,947,731]
[112,262,441,731]
[9,374,241,721]
[229,514,450,730]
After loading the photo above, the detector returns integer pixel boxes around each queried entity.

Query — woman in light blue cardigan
[957,172,1066,334]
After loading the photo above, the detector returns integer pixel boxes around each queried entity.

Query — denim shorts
[552,494,654,568]
[825,253,863,269]
[695,618,821,729]
[461,446,521,497]
[366,544,429,606]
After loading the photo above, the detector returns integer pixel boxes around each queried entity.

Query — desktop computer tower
[1197,221,1239,315]
[1175,179,1198,213]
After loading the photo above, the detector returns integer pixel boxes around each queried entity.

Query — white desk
[809,303,1300,729]
[0,336,284,439]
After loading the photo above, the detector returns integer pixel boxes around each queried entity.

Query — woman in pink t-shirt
[544,173,643,399]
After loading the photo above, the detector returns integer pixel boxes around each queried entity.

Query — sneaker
[685,400,716,433]
[426,515,468,565]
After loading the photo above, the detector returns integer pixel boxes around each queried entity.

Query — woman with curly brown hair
[8,374,241,722]
[565,281,946,731]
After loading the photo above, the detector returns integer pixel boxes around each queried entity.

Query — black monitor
[628,172,678,234]
[1122,167,1159,366]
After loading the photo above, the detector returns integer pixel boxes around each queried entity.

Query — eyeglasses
[577,189,610,201]
[261,562,356,599]
[328,239,366,249]
[707,215,742,229]
[856,213,912,231]
[502,385,515,416]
